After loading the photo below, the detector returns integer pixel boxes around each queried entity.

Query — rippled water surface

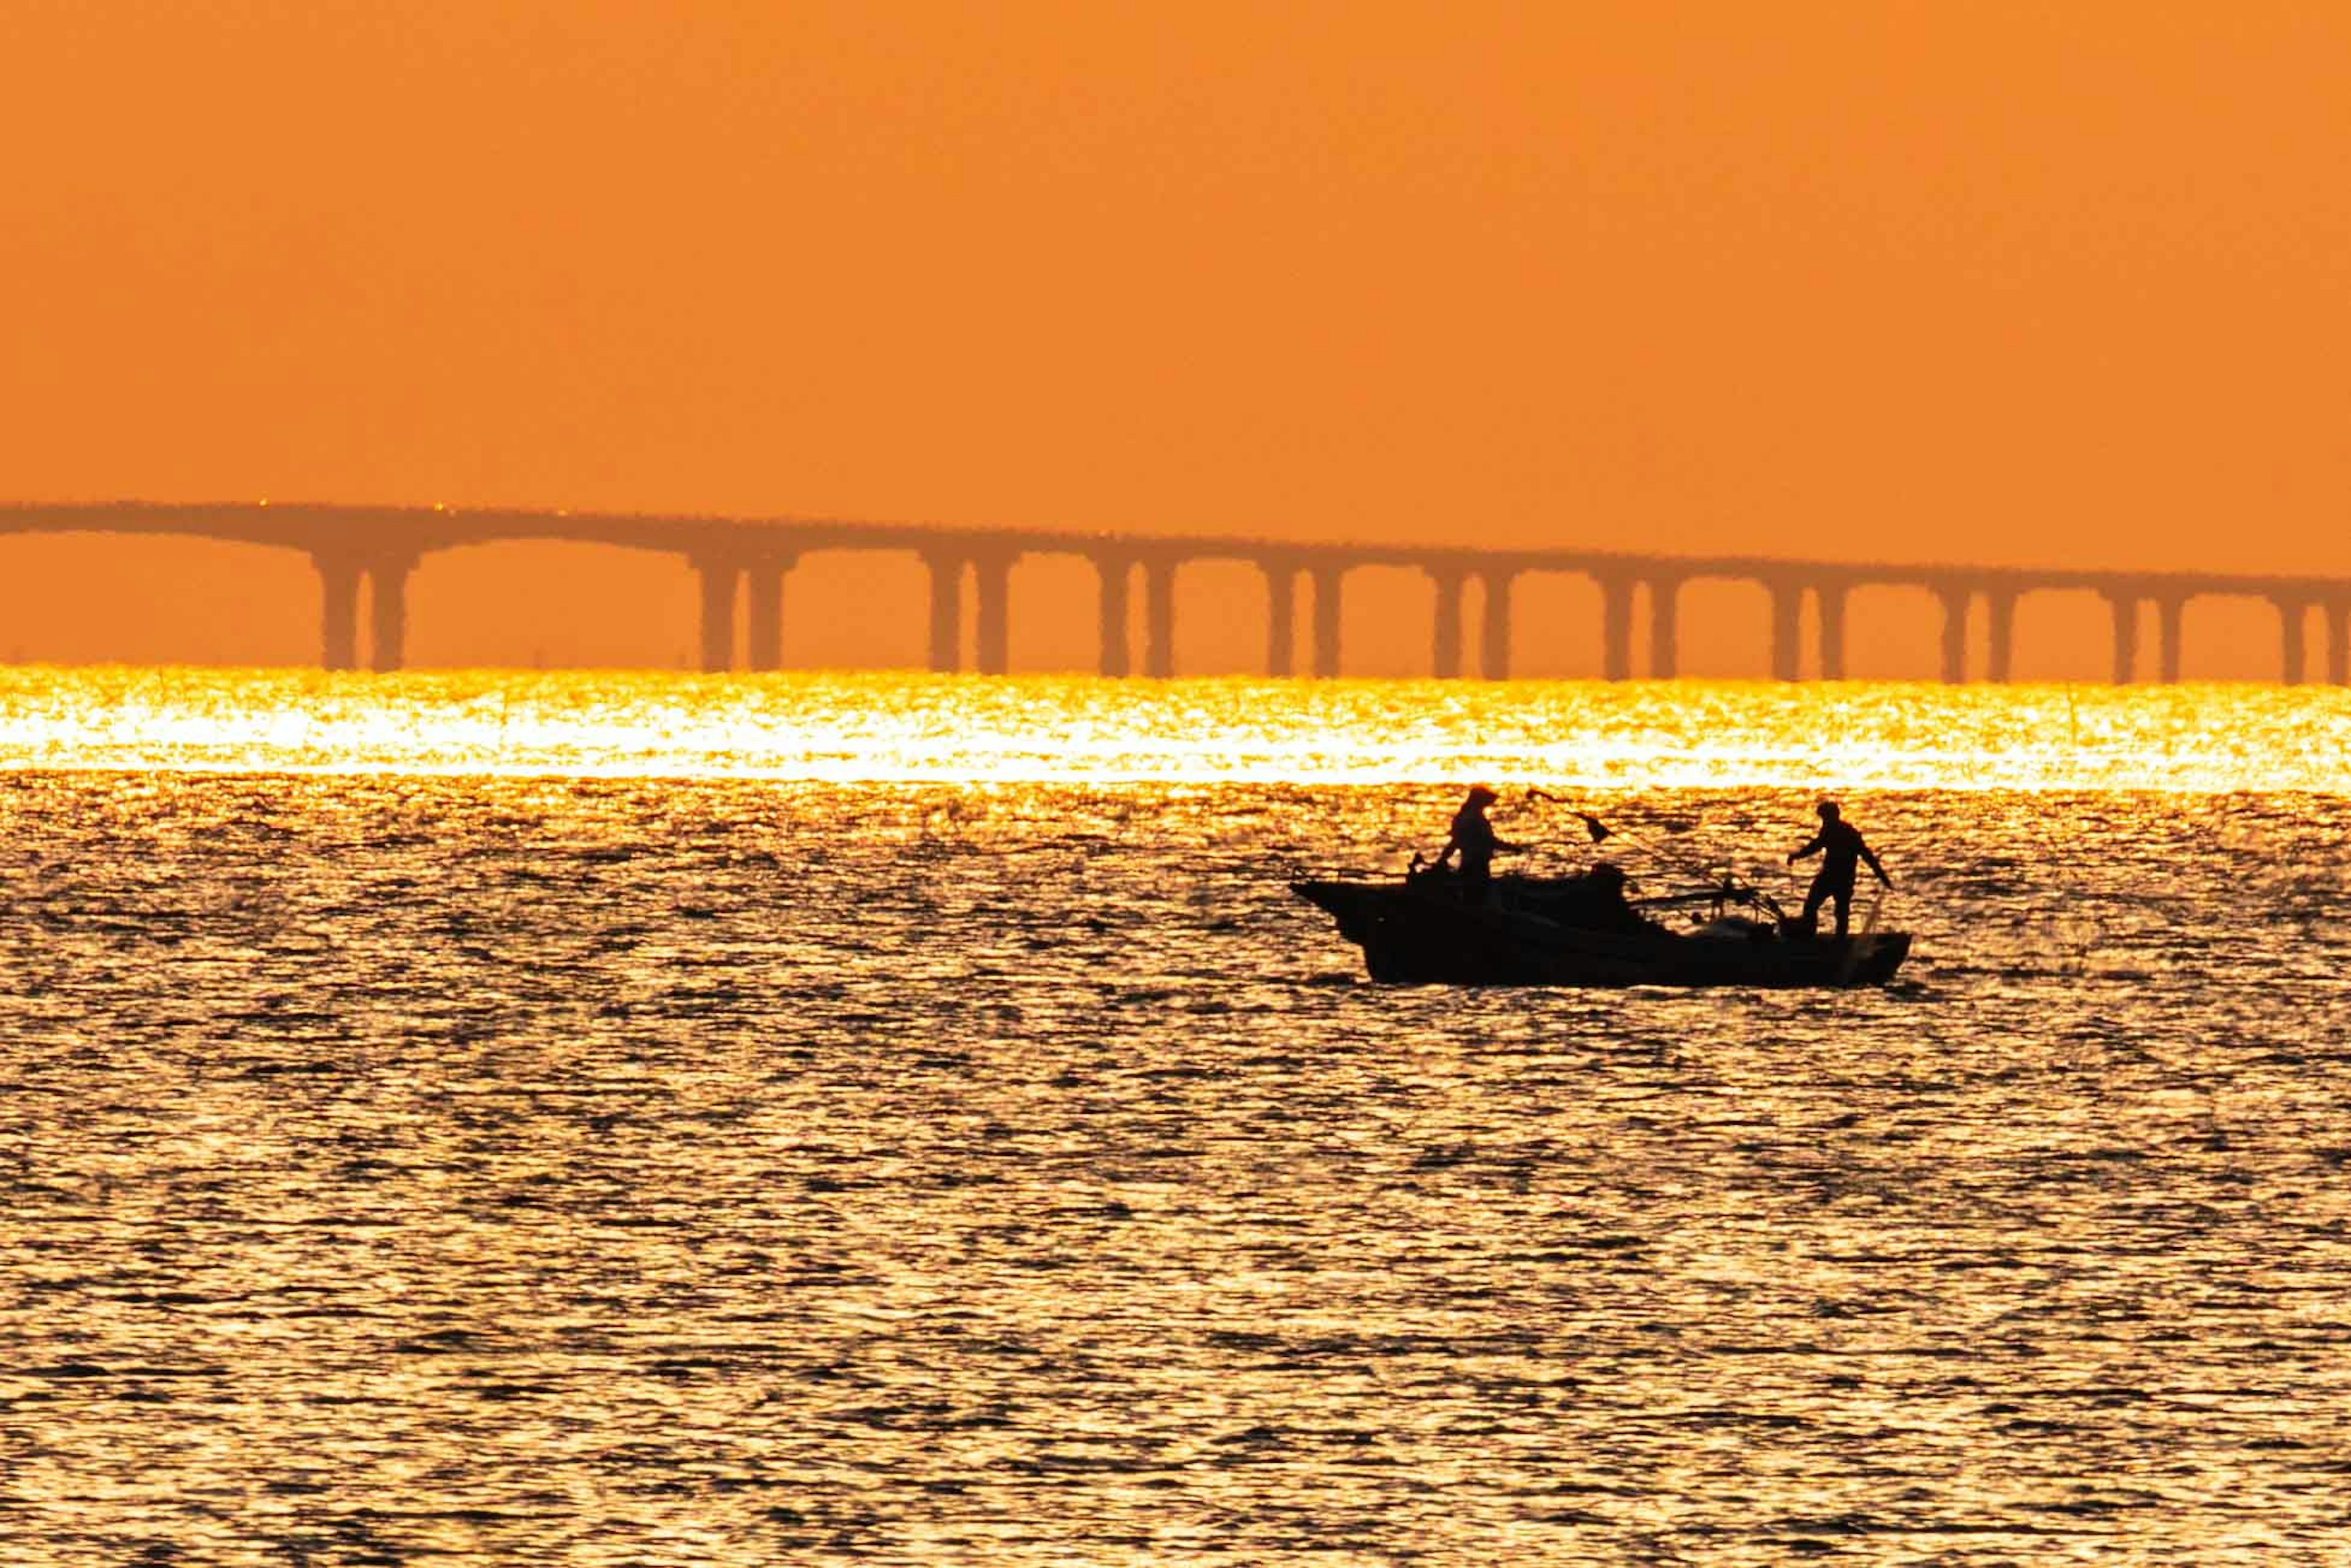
[4,670,2350,1564]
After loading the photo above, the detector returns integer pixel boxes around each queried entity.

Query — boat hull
[1293,878,1911,988]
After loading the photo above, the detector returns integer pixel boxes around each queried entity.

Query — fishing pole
[1526,792,1689,870]
[1527,792,1787,921]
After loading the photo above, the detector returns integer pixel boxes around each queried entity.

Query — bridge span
[4,501,2347,685]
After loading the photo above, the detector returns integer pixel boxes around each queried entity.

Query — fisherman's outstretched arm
[1788,833,1824,863]
[1862,844,1891,885]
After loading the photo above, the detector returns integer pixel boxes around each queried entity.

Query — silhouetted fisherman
[1438,785,1523,902]
[1564,860,1649,932]
[1787,800,1891,938]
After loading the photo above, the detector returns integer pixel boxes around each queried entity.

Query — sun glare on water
[0,666,2344,793]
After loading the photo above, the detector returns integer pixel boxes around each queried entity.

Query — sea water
[2,669,2349,1564]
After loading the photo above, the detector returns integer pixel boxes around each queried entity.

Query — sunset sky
[3,2,2345,676]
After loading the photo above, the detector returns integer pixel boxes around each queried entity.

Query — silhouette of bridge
[5,500,2347,684]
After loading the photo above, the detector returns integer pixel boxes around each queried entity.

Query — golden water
[2,668,2347,1563]
[4,666,2346,790]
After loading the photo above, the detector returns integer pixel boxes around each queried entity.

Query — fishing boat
[1292,865,1912,988]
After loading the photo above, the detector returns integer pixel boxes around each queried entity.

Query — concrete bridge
[4,500,2348,684]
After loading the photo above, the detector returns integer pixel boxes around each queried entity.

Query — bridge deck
[3,501,2345,681]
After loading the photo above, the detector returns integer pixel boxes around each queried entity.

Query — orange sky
[2,2,2345,674]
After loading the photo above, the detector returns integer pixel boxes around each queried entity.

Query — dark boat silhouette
[1293,866,1912,988]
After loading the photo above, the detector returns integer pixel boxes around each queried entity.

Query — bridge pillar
[2276,598,2309,686]
[1143,558,1177,678]
[2157,596,2185,683]
[2329,602,2350,686]
[695,557,740,672]
[925,553,963,673]
[1937,587,1970,684]
[1310,565,1344,678]
[1815,583,1847,681]
[367,555,413,673]
[1480,570,1514,680]
[1769,580,1803,681]
[1598,575,1635,681]
[1648,577,1681,679]
[745,557,792,673]
[1429,568,1465,678]
[973,553,1012,676]
[314,552,362,671]
[1262,560,1299,677]
[1985,590,2016,683]
[1093,555,1131,677]
[2106,593,2140,684]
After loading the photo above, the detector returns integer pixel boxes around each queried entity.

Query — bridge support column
[2277,599,2309,686]
[1430,568,1465,678]
[1815,583,1847,681]
[2157,597,2185,684]
[1093,556,1131,677]
[368,555,413,673]
[2329,602,2350,686]
[1262,561,1298,677]
[1938,587,1970,684]
[745,558,790,673]
[2107,593,2139,684]
[1599,576,1635,681]
[1142,558,1177,678]
[973,553,1012,676]
[925,553,964,673]
[1648,578,1680,679]
[1769,580,1803,681]
[1480,570,1513,680]
[315,552,362,671]
[1985,590,2016,684]
[1310,566,1344,678]
[696,558,740,672]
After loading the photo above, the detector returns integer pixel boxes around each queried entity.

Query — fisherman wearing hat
[1438,785,1523,902]
[1787,800,1891,939]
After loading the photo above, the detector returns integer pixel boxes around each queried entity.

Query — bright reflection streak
[1,666,2346,792]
